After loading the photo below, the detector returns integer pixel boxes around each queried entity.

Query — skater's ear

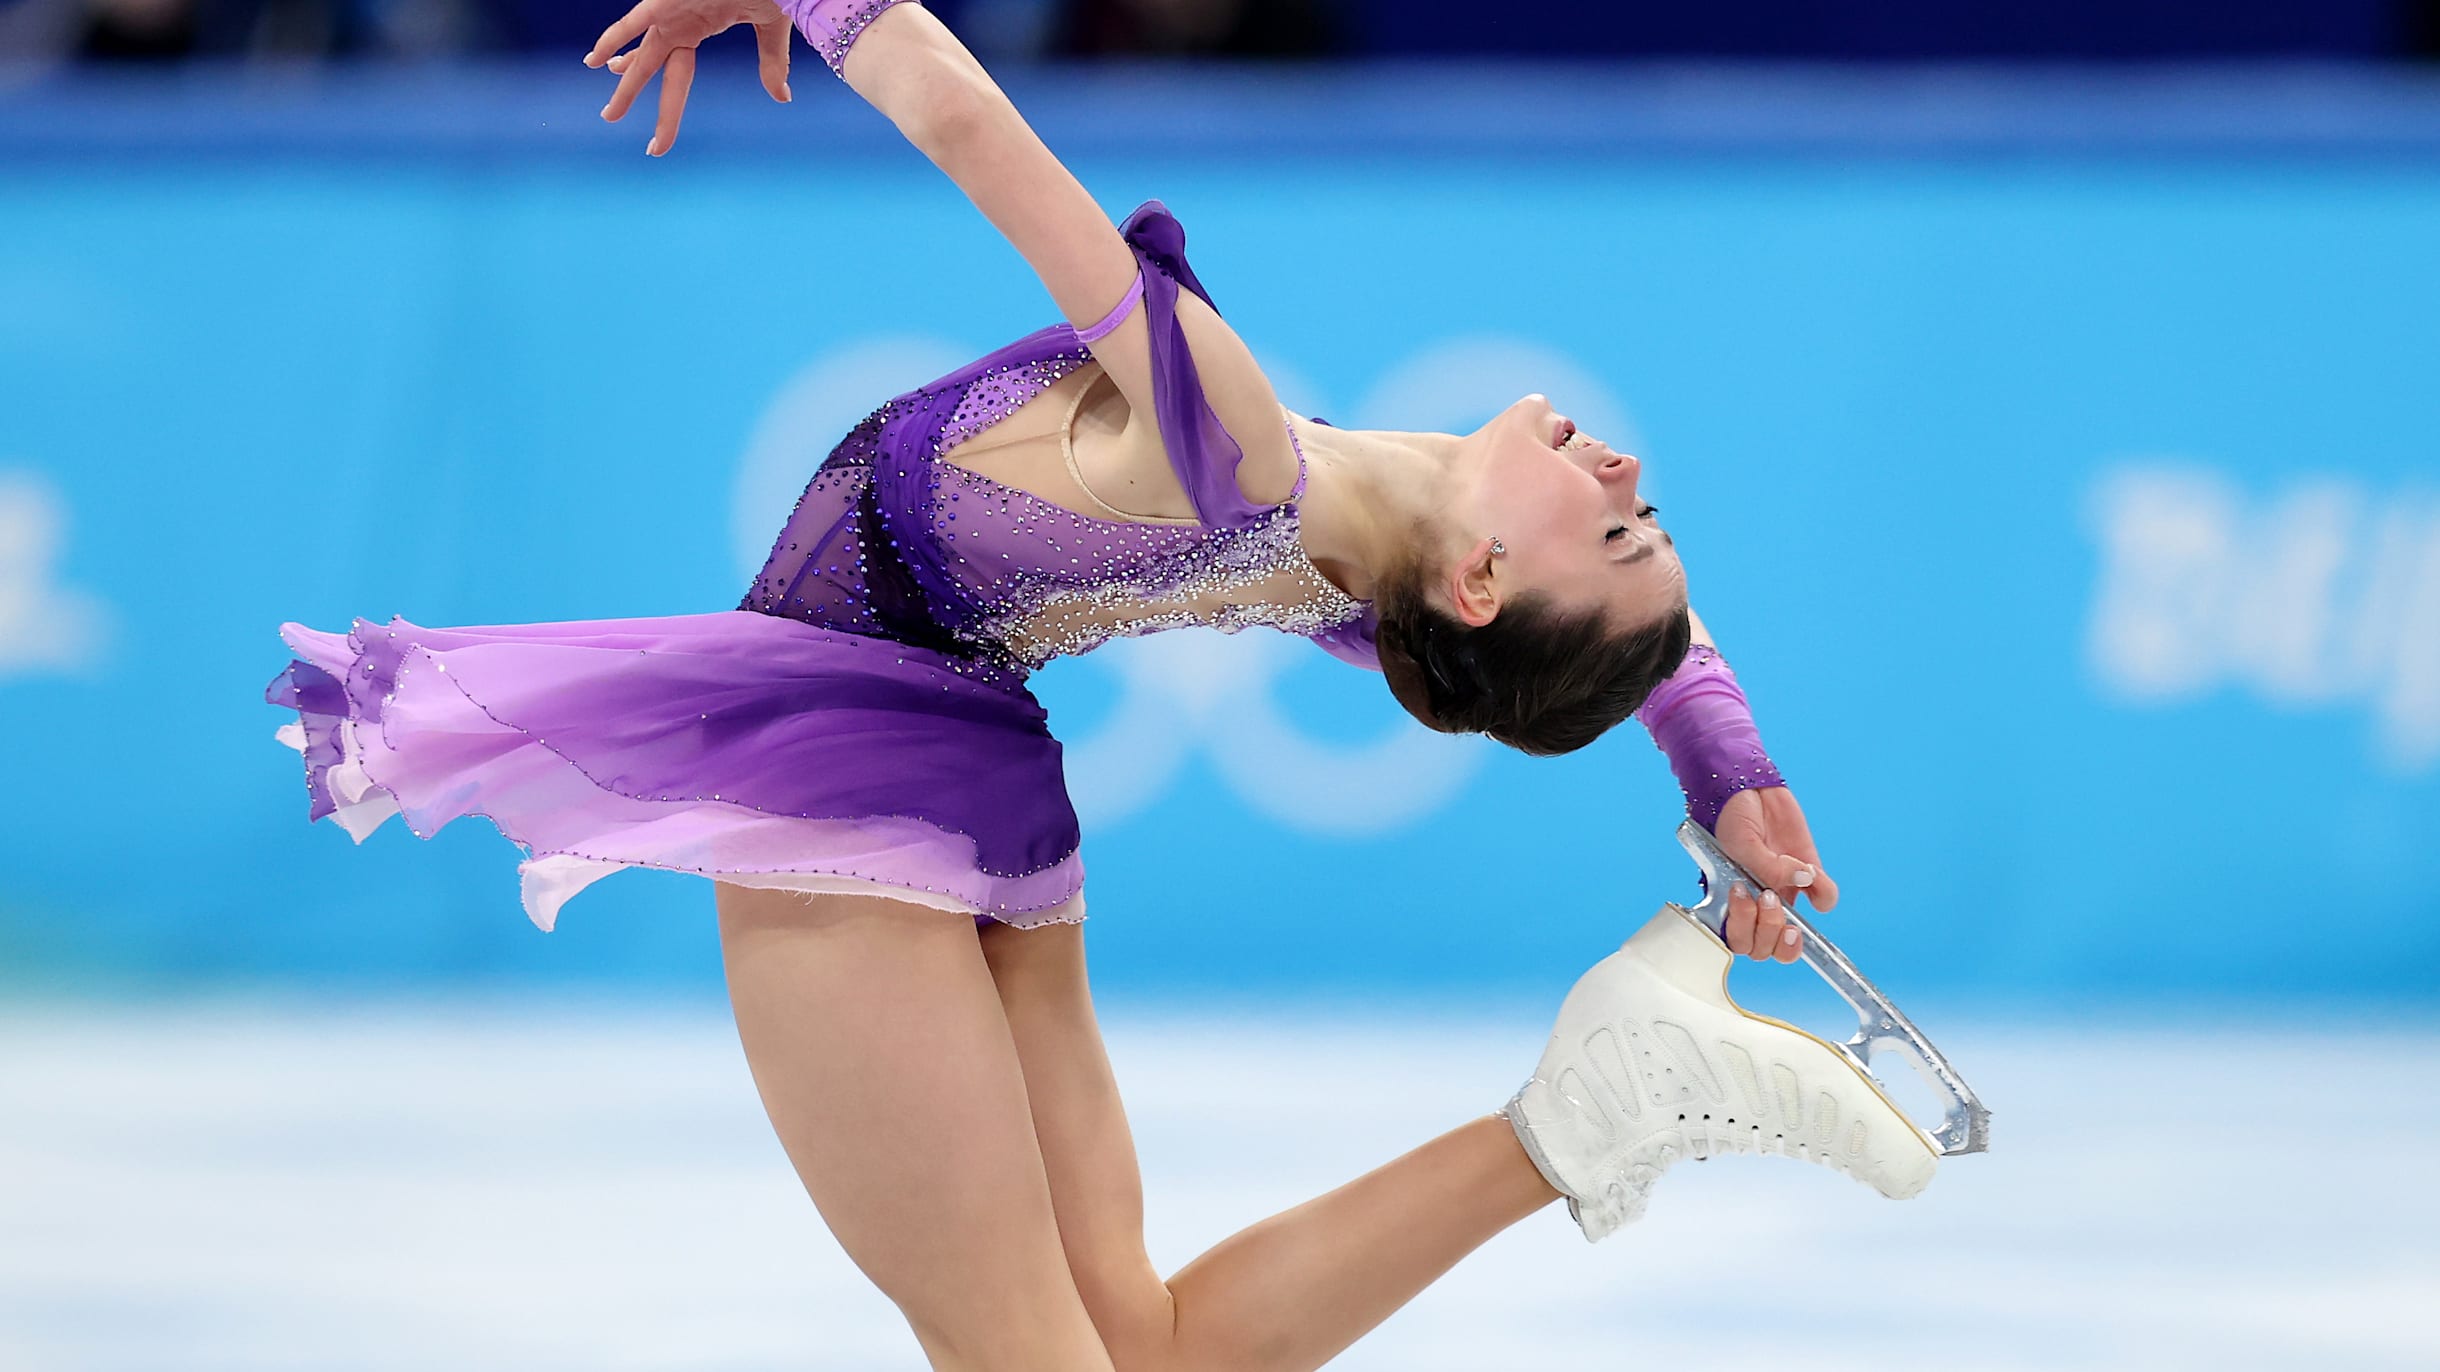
[1375,569,1692,756]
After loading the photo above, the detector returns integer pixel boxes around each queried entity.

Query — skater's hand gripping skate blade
[1673,818,1992,1158]
[1503,903,1942,1243]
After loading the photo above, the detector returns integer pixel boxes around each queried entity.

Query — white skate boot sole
[1506,820,1990,1241]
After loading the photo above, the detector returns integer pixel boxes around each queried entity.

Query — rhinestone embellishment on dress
[739,348,1369,683]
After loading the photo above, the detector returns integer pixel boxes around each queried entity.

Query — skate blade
[1667,820,1993,1157]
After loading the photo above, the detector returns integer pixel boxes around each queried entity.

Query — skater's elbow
[873,55,997,153]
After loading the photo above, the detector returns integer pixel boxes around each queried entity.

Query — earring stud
[1490,537,1507,557]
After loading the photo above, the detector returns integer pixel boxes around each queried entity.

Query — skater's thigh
[715,886,1102,1362]
[979,920,1174,1352]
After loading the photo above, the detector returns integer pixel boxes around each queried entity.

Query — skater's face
[1435,394,1685,633]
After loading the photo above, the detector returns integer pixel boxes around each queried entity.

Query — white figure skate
[1505,820,1992,1241]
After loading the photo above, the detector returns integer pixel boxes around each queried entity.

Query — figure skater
[267,2,1941,1366]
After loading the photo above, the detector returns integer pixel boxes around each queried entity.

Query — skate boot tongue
[1505,906,1943,1243]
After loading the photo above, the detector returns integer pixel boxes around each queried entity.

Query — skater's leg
[718,886,1116,1372]
[975,919,1171,1362]
[980,919,1559,1372]
[1161,1115,1557,1370]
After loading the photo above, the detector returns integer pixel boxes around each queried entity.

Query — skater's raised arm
[836,8,1135,321]
[587,0,1299,502]
[834,4,1298,497]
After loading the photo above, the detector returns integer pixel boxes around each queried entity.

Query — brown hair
[1374,558,1692,757]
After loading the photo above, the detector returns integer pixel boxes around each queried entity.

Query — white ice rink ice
[5,1004,2437,1371]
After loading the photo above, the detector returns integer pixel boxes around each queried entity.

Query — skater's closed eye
[1608,507,1660,539]
[1606,506,1666,562]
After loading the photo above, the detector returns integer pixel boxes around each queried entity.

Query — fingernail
[1782,928,1800,946]
[1791,865,1813,885]
[782,83,794,101]
[1762,890,1780,908]
[599,105,611,118]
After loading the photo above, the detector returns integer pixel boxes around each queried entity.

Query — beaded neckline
[968,387,1367,625]
[743,339,1373,683]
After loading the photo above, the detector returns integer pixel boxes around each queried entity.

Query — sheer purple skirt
[265,612,1086,930]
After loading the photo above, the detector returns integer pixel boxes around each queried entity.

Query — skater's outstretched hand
[1713,786,1837,964]
[586,0,795,156]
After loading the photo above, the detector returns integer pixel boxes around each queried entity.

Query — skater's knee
[1076,1271,1182,1372]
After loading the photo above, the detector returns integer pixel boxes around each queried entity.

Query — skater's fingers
[1775,855,1828,915]
[601,30,671,123]
[587,1,650,68]
[650,44,696,155]
[1773,920,1804,963]
[1724,886,1759,957]
[1750,889,1789,963]
[756,18,793,102]
[1778,852,1815,900]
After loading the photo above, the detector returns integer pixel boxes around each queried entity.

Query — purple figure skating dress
[267,202,1380,931]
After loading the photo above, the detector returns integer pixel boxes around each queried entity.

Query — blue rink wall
[1,67,2436,1005]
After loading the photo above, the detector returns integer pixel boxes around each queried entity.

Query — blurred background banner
[3,18,2438,1009]
[2,0,2435,63]
[7,9,2440,1372]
